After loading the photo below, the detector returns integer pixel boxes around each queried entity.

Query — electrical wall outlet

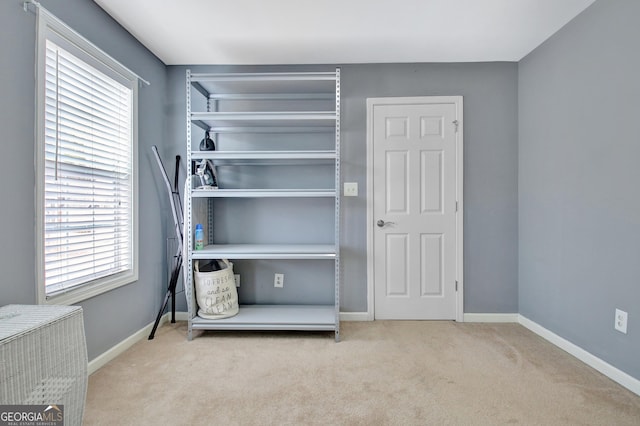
[234,274,240,288]
[274,273,284,288]
[615,309,628,334]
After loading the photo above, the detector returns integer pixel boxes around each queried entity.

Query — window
[36,8,138,305]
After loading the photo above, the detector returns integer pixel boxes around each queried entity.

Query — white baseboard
[345,312,521,323]
[463,313,519,323]
[518,315,640,397]
[88,312,179,375]
[172,311,189,321]
[340,312,371,321]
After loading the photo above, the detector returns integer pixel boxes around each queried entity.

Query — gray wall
[1,0,519,360]
[519,0,640,379]
[3,0,635,385]
[168,62,520,314]
[0,0,169,360]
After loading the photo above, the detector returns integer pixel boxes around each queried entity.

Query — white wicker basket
[0,305,88,426]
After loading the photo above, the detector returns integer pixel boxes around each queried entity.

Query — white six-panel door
[367,97,463,320]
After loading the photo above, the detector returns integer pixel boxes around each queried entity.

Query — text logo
[0,405,64,426]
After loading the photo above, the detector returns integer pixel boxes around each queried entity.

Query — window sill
[41,270,138,306]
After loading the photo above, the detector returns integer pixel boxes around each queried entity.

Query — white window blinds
[43,39,134,295]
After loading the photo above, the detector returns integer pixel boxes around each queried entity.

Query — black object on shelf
[199,130,215,151]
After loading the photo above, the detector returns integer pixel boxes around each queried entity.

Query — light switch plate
[344,182,358,197]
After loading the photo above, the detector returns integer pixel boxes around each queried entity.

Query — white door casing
[366,97,463,321]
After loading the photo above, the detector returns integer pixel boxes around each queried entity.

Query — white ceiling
[93,0,596,65]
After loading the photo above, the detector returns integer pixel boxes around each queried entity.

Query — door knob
[377,219,395,227]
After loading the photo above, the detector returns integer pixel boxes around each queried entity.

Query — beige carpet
[83,321,640,425]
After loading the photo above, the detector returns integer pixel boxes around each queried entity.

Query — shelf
[190,305,336,331]
[205,93,334,101]
[191,111,336,132]
[192,188,336,198]
[191,150,337,165]
[191,244,336,260]
[197,126,335,134]
[190,72,337,97]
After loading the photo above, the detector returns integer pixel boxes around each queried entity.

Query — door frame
[365,96,464,322]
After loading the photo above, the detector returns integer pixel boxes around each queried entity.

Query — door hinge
[453,120,459,132]
[456,201,459,212]
[455,280,458,291]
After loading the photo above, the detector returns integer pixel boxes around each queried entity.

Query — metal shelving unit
[185,70,341,341]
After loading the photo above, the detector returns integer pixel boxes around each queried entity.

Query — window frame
[35,8,139,305]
